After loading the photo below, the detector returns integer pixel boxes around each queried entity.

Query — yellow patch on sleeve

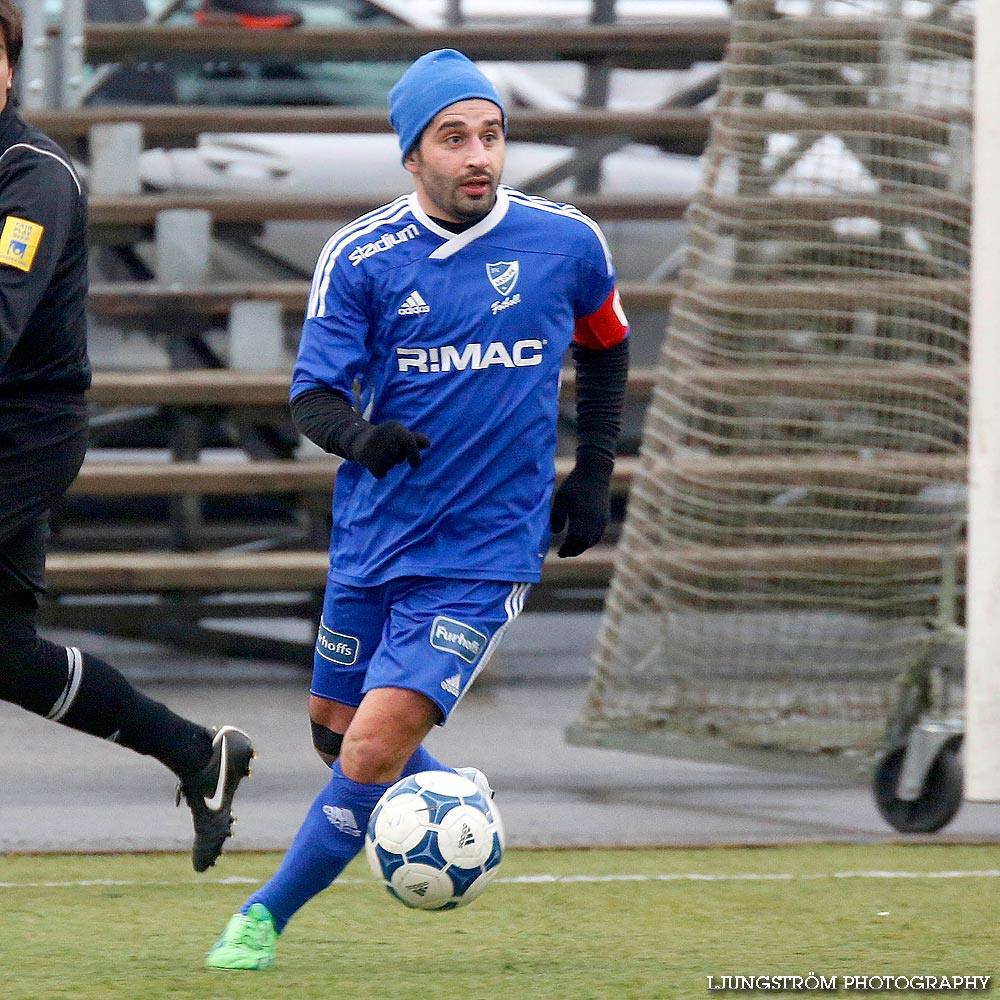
[0,215,44,272]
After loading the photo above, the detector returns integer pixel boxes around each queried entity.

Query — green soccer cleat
[206,903,278,971]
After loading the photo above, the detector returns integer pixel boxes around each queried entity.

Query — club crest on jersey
[486,260,519,297]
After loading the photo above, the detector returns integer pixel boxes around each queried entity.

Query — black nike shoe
[176,725,256,872]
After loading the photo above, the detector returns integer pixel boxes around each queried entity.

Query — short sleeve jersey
[292,185,628,586]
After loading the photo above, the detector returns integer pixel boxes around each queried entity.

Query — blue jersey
[292,185,628,586]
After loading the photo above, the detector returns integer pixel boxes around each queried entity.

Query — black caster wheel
[873,736,963,834]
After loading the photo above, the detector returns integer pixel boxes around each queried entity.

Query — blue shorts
[311,576,531,723]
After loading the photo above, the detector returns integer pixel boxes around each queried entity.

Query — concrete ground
[3,613,1000,854]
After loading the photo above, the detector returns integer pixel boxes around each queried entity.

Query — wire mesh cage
[573,0,974,772]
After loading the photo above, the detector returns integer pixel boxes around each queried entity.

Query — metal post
[155,210,213,287]
[19,0,51,110]
[878,0,907,107]
[60,0,87,108]
[89,123,144,196]
[228,301,284,370]
[948,120,973,195]
[966,0,1000,801]
[445,0,464,27]
[166,403,206,552]
[578,0,617,194]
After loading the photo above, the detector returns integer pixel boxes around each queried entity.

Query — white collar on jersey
[407,186,510,260]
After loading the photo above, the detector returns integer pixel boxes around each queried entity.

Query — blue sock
[242,747,453,932]
[398,743,453,779]
[243,761,390,932]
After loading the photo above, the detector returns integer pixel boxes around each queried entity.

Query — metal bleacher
[25,7,723,659]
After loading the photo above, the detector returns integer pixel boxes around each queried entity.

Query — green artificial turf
[0,844,995,999]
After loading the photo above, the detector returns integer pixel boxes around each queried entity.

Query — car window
[162,0,408,107]
[172,60,405,107]
[46,0,409,106]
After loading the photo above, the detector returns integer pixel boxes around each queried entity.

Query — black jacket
[0,102,90,394]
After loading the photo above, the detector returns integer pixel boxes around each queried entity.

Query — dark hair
[0,0,22,69]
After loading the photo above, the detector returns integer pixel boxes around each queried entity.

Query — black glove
[351,421,430,479]
[550,454,612,558]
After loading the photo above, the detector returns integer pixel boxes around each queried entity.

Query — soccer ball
[365,769,505,911]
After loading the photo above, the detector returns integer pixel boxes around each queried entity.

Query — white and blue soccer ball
[365,769,505,911]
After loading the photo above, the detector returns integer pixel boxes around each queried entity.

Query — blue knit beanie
[389,49,506,163]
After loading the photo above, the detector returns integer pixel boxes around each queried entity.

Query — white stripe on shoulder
[307,195,410,315]
[0,143,82,196]
[310,194,410,280]
[307,195,412,318]
[505,188,612,275]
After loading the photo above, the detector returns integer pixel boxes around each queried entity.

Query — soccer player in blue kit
[207,48,629,969]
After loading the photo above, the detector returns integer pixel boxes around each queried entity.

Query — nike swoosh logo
[204,733,229,811]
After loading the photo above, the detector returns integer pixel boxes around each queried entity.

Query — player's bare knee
[310,720,344,767]
[339,733,407,785]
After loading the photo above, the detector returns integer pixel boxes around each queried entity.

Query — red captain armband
[573,287,629,349]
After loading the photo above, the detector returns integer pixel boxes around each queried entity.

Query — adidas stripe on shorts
[310,576,530,723]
